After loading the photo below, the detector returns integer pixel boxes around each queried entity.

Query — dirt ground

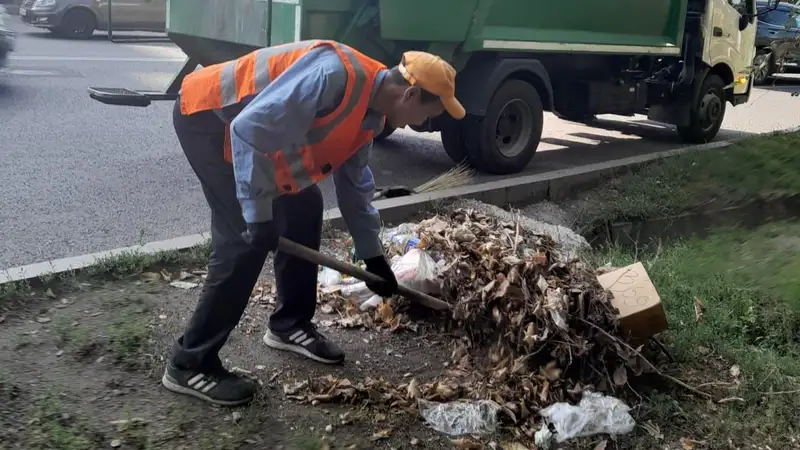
[0,254,472,450]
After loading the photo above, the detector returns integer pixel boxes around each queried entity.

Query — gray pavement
[2,16,800,269]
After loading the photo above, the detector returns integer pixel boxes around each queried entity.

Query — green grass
[0,242,211,303]
[573,132,800,230]
[596,221,800,446]
[27,391,97,450]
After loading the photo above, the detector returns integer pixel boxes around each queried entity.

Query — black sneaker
[161,362,256,406]
[263,324,345,364]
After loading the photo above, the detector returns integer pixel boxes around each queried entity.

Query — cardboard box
[597,262,668,341]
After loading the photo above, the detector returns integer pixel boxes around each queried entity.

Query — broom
[373,162,475,200]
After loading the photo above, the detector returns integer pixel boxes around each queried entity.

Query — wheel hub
[494,99,533,158]
[697,90,722,131]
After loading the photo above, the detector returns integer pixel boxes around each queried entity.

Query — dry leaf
[371,429,392,441]
[140,272,161,282]
[45,288,56,299]
[500,442,529,450]
[641,421,663,441]
[730,365,741,378]
[594,440,608,450]
[407,378,421,400]
[694,297,703,322]
[613,366,628,386]
[451,438,483,449]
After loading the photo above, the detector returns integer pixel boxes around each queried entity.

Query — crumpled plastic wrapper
[539,391,636,443]
[418,399,501,436]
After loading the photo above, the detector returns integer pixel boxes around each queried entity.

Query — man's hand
[242,221,280,253]
[364,255,398,298]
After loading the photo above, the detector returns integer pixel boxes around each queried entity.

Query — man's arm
[228,50,332,224]
[333,142,383,260]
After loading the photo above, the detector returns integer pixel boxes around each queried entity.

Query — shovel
[277,237,451,311]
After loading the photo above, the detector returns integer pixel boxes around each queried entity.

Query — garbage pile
[290,206,648,436]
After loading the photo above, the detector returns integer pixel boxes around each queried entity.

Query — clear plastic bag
[538,391,636,443]
[391,248,441,294]
[418,399,501,436]
[319,267,342,288]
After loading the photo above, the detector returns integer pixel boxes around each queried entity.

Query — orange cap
[398,51,466,120]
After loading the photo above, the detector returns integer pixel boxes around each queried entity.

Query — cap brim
[442,96,466,120]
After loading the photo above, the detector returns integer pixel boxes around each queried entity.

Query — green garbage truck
[89,0,769,175]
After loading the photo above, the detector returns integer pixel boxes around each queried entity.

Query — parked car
[0,5,13,70]
[18,0,166,40]
[753,0,800,84]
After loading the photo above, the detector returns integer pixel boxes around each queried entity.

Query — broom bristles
[414,162,476,193]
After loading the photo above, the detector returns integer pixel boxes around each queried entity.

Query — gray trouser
[170,99,323,372]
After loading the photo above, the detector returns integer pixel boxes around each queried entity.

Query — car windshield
[762,7,800,29]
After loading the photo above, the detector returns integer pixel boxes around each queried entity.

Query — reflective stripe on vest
[179,40,386,194]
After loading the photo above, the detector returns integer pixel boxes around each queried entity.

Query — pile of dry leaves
[286,209,651,430]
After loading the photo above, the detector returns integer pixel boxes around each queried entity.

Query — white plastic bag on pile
[390,248,441,295]
[328,248,442,312]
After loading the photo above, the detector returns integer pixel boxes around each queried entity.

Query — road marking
[0,68,62,76]
[10,55,186,62]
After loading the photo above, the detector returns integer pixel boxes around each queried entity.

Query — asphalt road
[2,17,800,269]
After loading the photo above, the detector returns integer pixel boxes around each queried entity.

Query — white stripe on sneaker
[187,373,205,386]
[299,337,315,346]
[201,381,218,393]
[289,330,305,342]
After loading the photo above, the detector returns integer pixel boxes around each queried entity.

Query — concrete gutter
[0,130,789,287]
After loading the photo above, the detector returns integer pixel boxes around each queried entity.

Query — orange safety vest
[179,40,387,194]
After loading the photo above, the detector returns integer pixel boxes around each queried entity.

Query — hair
[388,66,440,104]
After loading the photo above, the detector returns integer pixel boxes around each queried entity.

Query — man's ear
[403,86,420,102]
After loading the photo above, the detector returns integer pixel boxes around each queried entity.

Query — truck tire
[677,74,726,144]
[58,8,96,40]
[464,79,543,175]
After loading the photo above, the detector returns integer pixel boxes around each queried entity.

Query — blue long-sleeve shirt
[228,46,387,260]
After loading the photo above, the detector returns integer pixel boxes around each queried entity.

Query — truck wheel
[752,52,773,86]
[440,118,469,164]
[677,74,726,144]
[59,8,96,40]
[464,79,543,175]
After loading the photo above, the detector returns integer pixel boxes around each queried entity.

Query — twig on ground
[759,388,800,396]
[754,366,776,390]
[579,318,713,399]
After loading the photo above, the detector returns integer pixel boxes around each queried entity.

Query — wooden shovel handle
[277,237,451,311]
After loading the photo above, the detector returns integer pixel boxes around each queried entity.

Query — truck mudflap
[87,57,198,107]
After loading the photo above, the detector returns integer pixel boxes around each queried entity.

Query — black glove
[364,255,399,297]
[242,221,279,253]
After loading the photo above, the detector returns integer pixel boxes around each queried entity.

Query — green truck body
[90,0,766,175]
[165,0,687,67]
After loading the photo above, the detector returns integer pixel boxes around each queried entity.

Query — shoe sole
[161,373,253,407]
[263,332,344,365]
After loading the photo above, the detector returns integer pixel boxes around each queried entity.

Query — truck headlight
[33,0,56,8]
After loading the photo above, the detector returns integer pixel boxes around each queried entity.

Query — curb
[1,129,793,287]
